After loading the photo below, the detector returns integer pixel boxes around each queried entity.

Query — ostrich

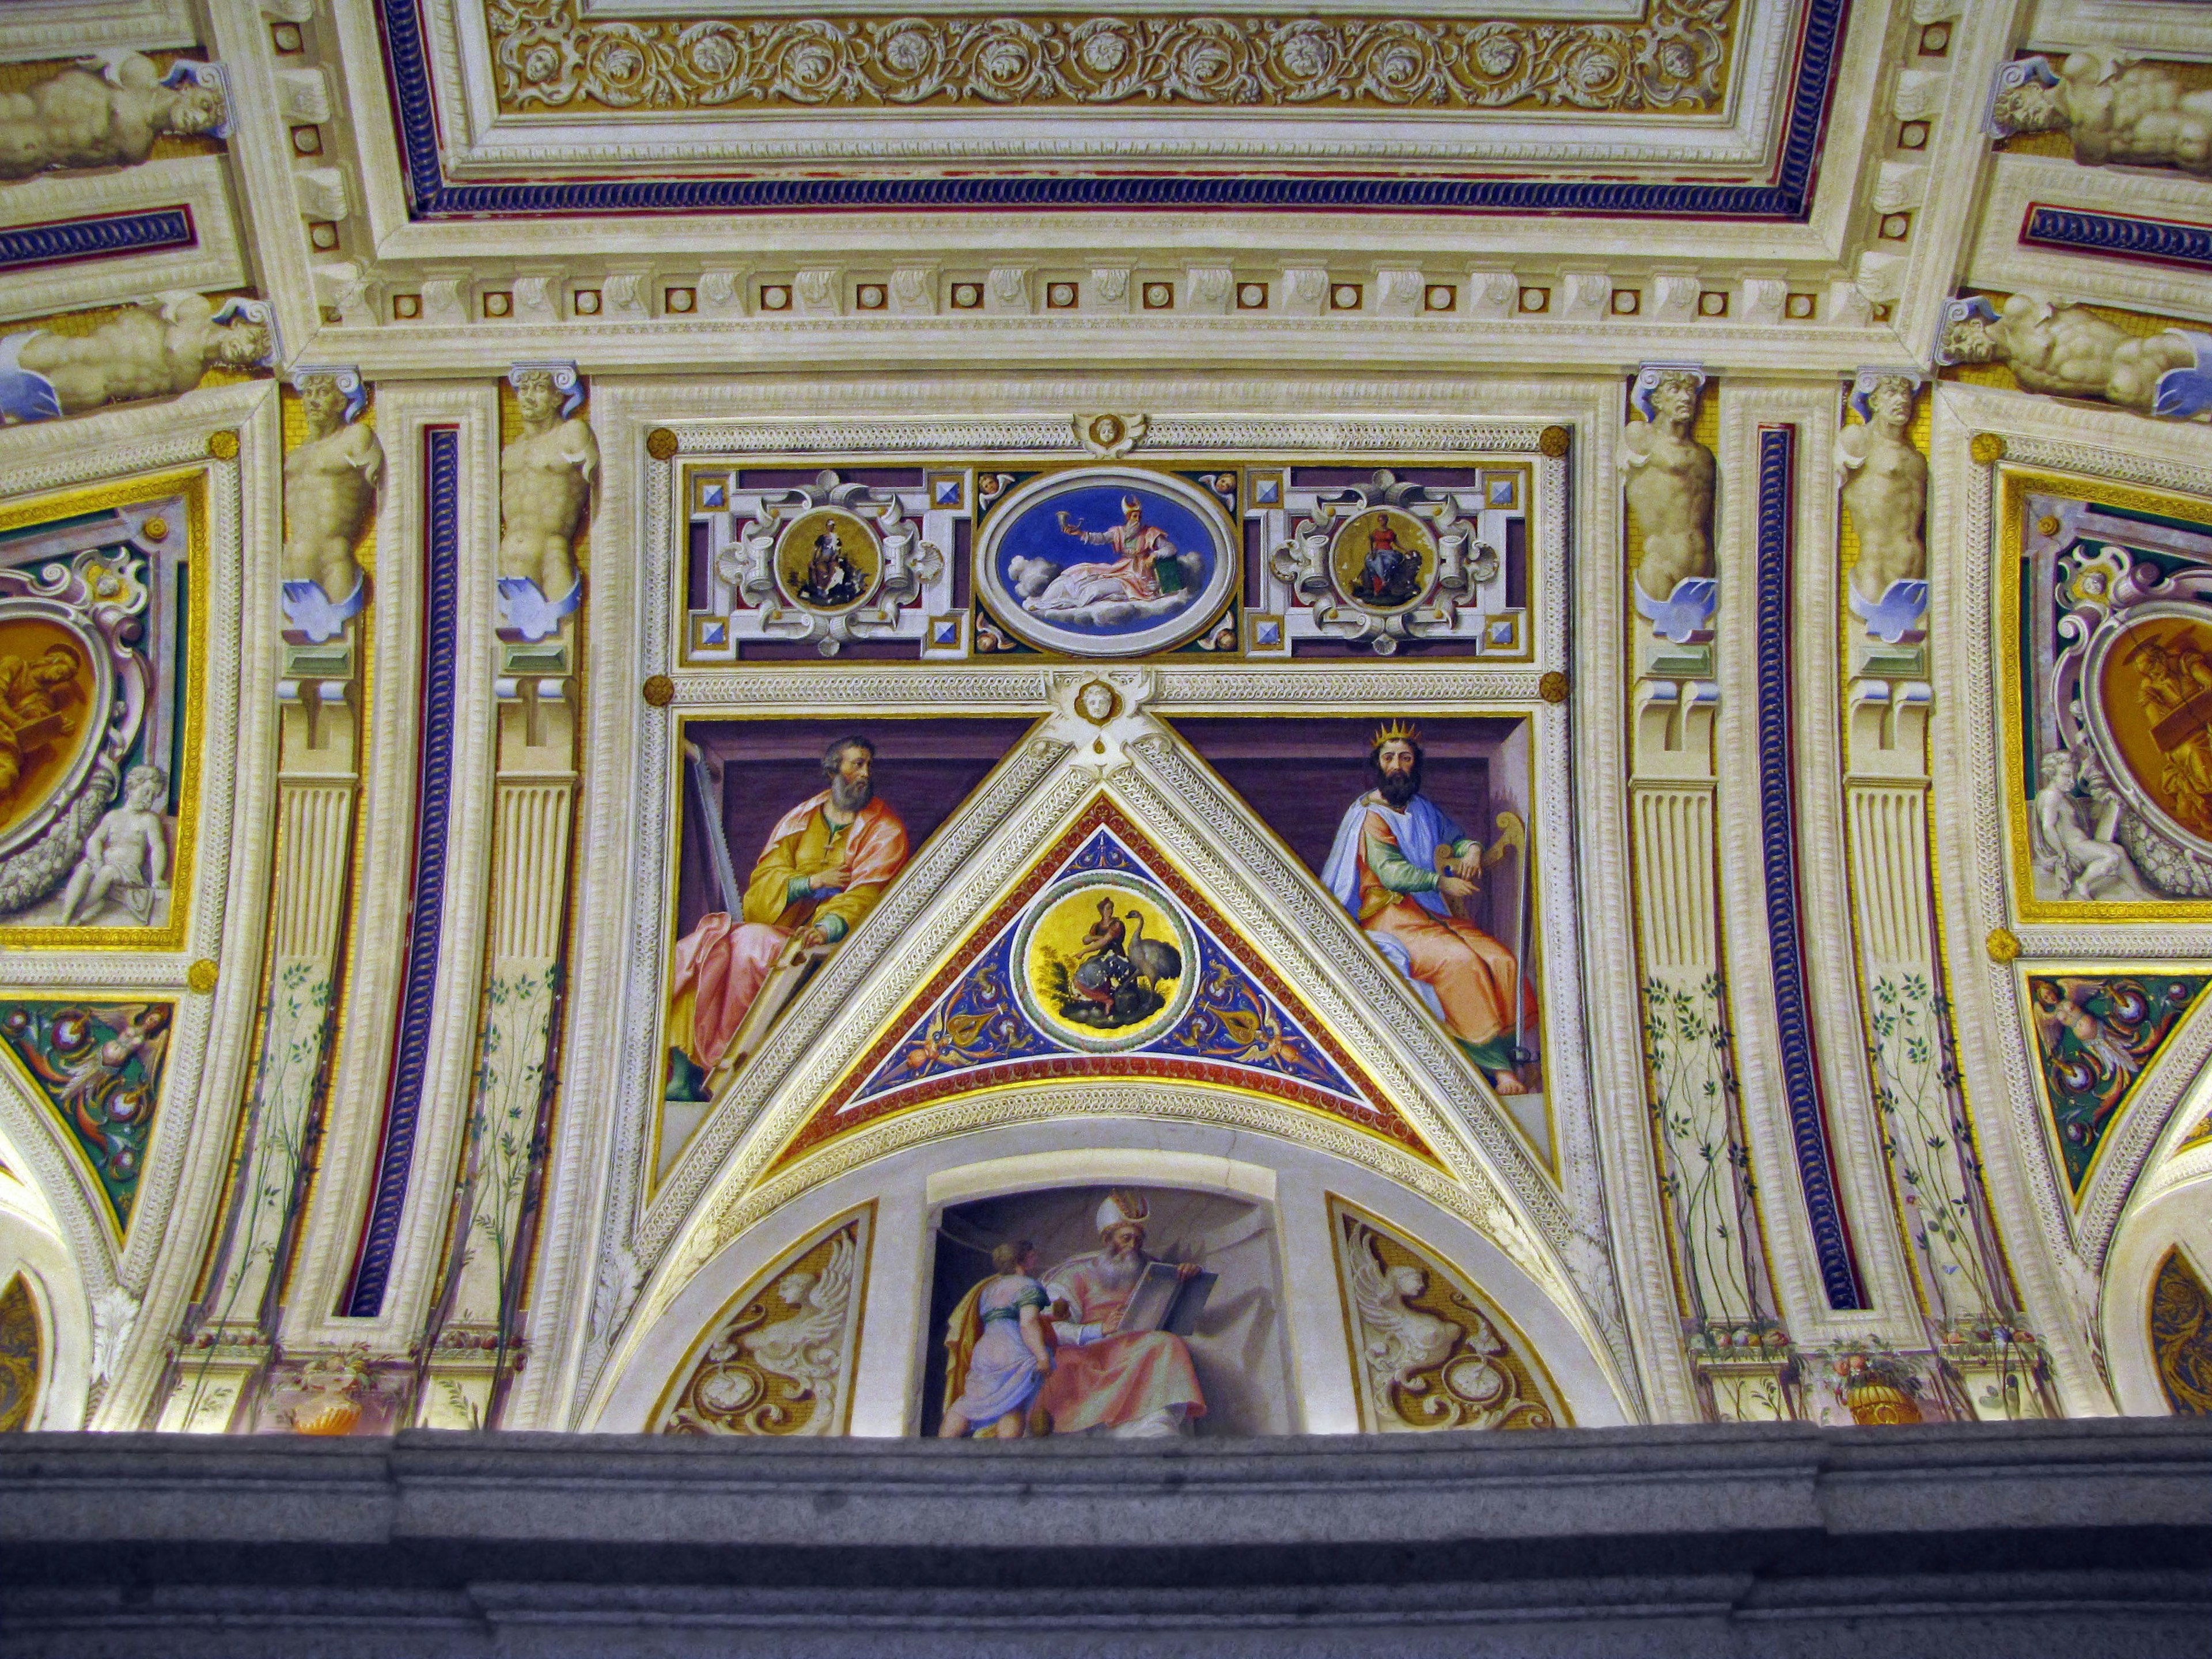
[1122,910,1183,993]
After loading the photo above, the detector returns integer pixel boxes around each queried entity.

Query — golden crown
[1372,720,1421,750]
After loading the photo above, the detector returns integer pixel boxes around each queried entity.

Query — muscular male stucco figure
[498,370,599,600]
[283,374,382,607]
[0,53,225,181]
[1837,375,1928,603]
[1620,369,1716,602]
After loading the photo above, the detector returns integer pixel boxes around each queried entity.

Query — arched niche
[590,1096,1631,1435]
[0,1148,89,1430]
[2104,1169,2212,1416]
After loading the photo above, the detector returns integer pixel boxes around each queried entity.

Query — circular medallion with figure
[0,609,107,855]
[1330,509,1435,613]
[775,509,881,613]
[974,468,1236,657]
[2086,605,2212,857]
[1012,872,1197,1054]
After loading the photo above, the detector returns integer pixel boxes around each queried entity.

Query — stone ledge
[2,1420,2209,1657]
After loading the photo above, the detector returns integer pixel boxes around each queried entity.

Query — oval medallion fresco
[0,612,103,852]
[1330,509,1435,613]
[776,508,880,613]
[1012,872,1196,1054]
[2092,609,2212,853]
[974,468,1235,657]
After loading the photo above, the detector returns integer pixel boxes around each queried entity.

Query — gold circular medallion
[1539,670,1570,704]
[1984,927,2021,964]
[1537,425,1570,459]
[141,517,170,544]
[646,428,680,461]
[641,673,675,707]
[1969,433,2005,465]
[187,959,219,994]
[206,430,240,461]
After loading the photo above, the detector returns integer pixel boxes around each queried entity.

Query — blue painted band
[2022,204,2212,272]
[344,426,461,1319]
[0,207,194,273]
[1754,423,1867,1312]
[379,0,1846,219]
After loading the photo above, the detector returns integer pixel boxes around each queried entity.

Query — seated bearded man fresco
[1032,1191,1207,1438]
[668,735,908,1088]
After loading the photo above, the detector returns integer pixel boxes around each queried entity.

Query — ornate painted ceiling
[0,0,2208,1446]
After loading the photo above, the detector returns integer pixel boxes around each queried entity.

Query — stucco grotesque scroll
[1837,371,1927,646]
[0,52,227,182]
[1621,364,1715,642]
[282,369,380,645]
[487,1,1732,116]
[0,294,271,427]
[498,363,598,642]
[1991,52,2212,178]
[1941,296,2212,423]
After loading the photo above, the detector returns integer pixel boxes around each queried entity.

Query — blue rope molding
[1753,423,1867,1311]
[2021,203,2212,274]
[344,426,461,1319]
[376,0,1847,218]
[0,207,195,273]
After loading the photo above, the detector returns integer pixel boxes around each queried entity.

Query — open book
[1116,1263,1215,1336]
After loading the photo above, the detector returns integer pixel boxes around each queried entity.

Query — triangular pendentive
[2025,972,2210,1199]
[0,998,171,1232]
[771,798,1437,1173]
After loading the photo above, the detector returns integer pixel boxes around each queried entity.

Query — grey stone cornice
[2,1421,2209,1656]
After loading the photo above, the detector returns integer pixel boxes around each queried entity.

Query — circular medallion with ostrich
[1013,872,1197,1053]
[775,509,880,613]
[1330,509,1435,613]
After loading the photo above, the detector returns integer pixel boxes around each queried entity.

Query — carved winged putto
[1332,1205,1565,1433]
[653,1211,871,1437]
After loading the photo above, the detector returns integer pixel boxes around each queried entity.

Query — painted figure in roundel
[0,641,87,812]
[938,1240,1056,1440]
[668,735,909,1087]
[1321,723,1531,1094]
[798,525,866,607]
[1033,1191,1207,1438]
[1027,495,1183,619]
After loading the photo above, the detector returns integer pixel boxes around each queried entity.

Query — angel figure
[1347,1226,1462,1407]
[2032,980,2145,1089]
[739,1229,858,1435]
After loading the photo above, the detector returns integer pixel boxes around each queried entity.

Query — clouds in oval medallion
[975,467,1235,657]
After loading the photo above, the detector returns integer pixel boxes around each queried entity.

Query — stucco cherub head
[1647,370,1702,425]
[297,373,349,433]
[166,81,228,137]
[1076,680,1119,724]
[1993,79,2069,135]
[1867,375,1917,429]
[513,370,562,425]
[214,322,271,369]
[1940,315,2002,363]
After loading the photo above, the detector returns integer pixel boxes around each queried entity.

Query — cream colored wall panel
[1969,154,2212,325]
[0,159,245,326]
[1924,378,2212,1416]
[0,1,196,59]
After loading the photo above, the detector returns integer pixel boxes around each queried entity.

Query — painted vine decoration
[488,0,1732,113]
[2151,1248,2212,1417]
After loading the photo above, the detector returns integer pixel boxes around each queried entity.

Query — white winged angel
[1346,1222,1514,1430]
[737,1230,858,1436]
[665,1229,859,1436]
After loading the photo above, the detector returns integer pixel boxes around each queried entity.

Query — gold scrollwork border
[0,471,208,955]
[1998,465,2212,923]
[488,0,1736,116]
